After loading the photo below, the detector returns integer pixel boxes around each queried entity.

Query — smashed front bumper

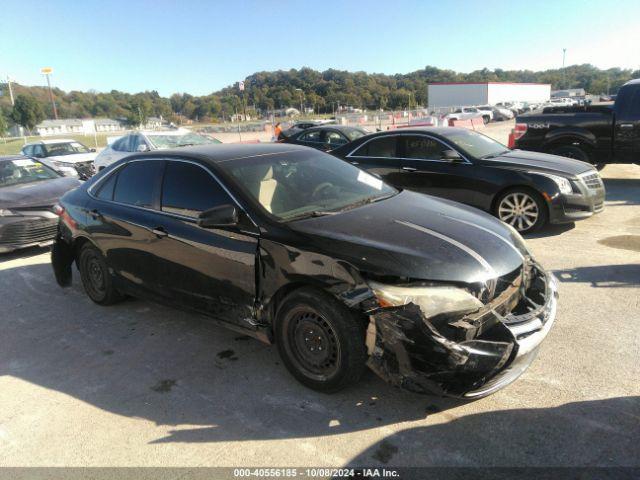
[366,264,558,398]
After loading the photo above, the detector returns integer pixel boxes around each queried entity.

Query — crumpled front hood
[47,152,97,164]
[485,150,594,176]
[0,177,81,209]
[289,190,529,284]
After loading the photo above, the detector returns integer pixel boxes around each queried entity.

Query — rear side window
[300,130,321,142]
[161,161,230,218]
[95,173,117,200]
[398,136,447,160]
[113,161,163,208]
[352,136,396,158]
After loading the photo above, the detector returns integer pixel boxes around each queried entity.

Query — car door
[614,85,640,163]
[395,134,477,204]
[152,159,258,326]
[345,135,404,186]
[86,159,166,299]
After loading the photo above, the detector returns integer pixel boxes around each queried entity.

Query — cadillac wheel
[495,189,547,233]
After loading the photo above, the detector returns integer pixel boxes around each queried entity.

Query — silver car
[94,129,221,170]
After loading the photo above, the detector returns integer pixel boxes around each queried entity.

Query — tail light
[513,123,528,140]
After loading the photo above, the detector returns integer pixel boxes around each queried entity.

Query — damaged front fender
[366,266,558,398]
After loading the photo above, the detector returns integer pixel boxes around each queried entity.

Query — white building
[427,82,551,109]
[35,118,126,136]
[94,118,126,132]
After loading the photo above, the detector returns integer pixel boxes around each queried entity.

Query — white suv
[21,139,97,179]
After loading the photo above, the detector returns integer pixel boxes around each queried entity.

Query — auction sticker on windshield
[357,170,383,190]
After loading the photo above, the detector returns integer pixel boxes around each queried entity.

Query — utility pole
[40,67,58,119]
[295,88,304,116]
[562,48,567,89]
[6,76,15,106]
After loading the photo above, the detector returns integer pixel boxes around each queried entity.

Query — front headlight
[368,281,483,319]
[0,209,19,217]
[531,172,572,194]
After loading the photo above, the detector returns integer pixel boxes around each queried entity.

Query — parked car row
[5,86,621,399]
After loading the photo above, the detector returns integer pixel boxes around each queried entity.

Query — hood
[289,190,529,285]
[0,177,81,209]
[47,152,97,164]
[484,149,594,176]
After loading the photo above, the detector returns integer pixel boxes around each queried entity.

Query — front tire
[275,287,367,393]
[78,243,124,305]
[494,188,548,233]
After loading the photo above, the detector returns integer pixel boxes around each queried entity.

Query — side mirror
[136,144,149,152]
[197,204,238,228]
[90,148,96,152]
[441,149,463,162]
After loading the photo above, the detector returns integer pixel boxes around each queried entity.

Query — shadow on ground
[554,264,640,288]
[603,178,640,206]
[343,396,640,467]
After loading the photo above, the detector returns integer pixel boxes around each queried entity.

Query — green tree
[11,95,45,133]
[0,112,7,138]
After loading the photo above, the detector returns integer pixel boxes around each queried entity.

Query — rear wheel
[495,189,547,233]
[78,243,124,305]
[275,288,367,393]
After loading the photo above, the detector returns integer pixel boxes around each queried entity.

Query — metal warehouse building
[427,82,551,109]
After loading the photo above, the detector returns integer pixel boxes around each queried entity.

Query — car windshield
[147,132,221,149]
[219,150,397,221]
[443,130,510,159]
[44,142,91,156]
[0,158,59,187]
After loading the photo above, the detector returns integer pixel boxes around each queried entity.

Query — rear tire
[549,144,593,164]
[275,287,367,393]
[494,188,548,233]
[78,243,124,305]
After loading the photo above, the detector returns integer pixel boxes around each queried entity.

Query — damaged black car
[52,144,558,398]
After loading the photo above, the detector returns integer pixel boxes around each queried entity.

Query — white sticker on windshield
[357,170,383,190]
[12,159,36,167]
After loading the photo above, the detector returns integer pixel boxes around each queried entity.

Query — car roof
[301,125,365,133]
[24,138,78,146]
[131,142,310,164]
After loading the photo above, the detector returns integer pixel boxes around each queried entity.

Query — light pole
[40,67,58,119]
[5,76,15,106]
[295,88,304,116]
[562,48,567,89]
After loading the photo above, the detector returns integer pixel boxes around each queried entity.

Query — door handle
[350,161,359,165]
[86,208,101,219]
[402,166,417,172]
[152,227,168,238]
[619,124,634,129]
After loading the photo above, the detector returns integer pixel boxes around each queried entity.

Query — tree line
[1,63,638,134]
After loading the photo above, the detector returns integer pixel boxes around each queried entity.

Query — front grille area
[594,201,604,212]
[580,172,604,190]
[74,161,96,179]
[0,218,58,246]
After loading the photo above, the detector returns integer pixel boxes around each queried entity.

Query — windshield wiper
[481,150,510,159]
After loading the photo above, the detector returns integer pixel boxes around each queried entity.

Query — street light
[40,67,58,120]
[562,48,567,89]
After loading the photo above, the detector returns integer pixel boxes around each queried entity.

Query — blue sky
[2,0,639,96]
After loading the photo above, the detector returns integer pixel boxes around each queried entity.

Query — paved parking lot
[0,163,638,469]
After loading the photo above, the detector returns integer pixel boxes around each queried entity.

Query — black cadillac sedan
[0,155,81,253]
[331,127,606,233]
[52,144,557,398]
[280,125,368,151]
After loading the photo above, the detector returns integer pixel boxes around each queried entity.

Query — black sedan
[331,127,605,233]
[280,125,368,151]
[52,144,557,398]
[0,156,80,253]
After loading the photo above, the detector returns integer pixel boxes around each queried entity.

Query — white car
[21,139,97,179]
[94,129,221,170]
[445,107,486,124]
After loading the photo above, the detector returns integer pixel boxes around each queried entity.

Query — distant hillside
[1,64,637,124]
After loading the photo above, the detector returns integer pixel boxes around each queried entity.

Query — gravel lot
[0,134,638,469]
